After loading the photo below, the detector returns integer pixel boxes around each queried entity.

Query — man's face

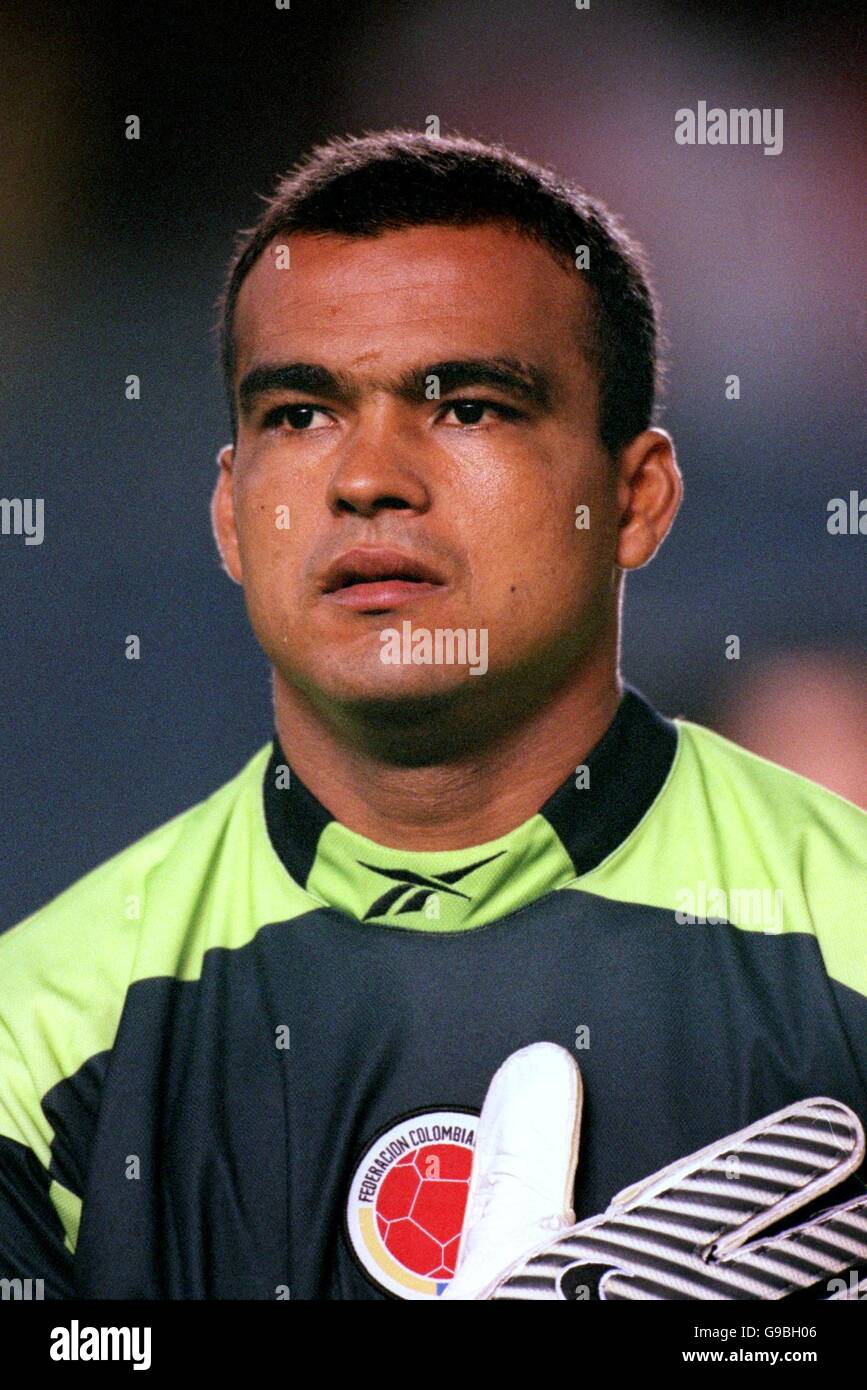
[215,223,626,725]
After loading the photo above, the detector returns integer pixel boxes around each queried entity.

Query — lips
[320,548,447,611]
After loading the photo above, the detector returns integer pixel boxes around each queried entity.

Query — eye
[262,403,334,431]
[439,399,523,427]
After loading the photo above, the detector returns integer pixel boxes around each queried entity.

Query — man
[1,131,864,1301]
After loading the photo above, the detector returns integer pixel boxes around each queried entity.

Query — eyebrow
[236,356,553,418]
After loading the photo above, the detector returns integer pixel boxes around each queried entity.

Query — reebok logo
[358,852,506,921]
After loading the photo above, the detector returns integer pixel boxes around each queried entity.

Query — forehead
[232,223,594,383]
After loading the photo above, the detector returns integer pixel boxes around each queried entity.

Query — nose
[325,407,432,518]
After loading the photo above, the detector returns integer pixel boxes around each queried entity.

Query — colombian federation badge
[345,1109,477,1298]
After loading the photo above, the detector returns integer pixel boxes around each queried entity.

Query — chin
[336,665,478,709]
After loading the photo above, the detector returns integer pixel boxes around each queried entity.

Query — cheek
[470,468,606,578]
[465,469,617,636]
[232,497,305,642]
[235,467,304,567]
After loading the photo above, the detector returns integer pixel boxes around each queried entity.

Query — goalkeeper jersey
[1,687,865,1300]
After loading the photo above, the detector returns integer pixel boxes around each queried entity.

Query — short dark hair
[217,130,662,455]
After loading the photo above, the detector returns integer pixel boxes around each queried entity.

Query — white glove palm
[442,1042,582,1299]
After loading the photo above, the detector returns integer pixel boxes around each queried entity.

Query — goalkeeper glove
[444,1041,867,1300]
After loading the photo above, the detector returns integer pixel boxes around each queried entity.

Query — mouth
[320,547,448,613]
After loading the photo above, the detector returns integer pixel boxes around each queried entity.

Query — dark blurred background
[2,0,865,927]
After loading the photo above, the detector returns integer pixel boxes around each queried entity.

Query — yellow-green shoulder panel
[576,719,867,997]
[0,742,311,1155]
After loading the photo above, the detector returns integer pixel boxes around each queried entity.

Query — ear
[614,428,682,571]
[211,443,243,584]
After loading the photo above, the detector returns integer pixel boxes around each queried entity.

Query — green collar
[262,687,677,931]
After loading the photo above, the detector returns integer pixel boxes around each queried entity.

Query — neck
[271,646,622,851]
